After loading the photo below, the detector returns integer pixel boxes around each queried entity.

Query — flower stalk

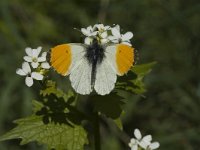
[94,112,101,150]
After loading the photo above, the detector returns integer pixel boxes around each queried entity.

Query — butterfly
[50,39,135,95]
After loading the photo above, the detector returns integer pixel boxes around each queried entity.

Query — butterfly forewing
[50,43,86,76]
[105,44,134,76]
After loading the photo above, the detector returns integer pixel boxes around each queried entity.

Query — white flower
[94,23,110,32]
[109,25,133,46]
[81,25,98,37]
[82,24,111,45]
[24,47,50,69]
[94,24,110,44]
[16,62,44,87]
[129,129,160,150]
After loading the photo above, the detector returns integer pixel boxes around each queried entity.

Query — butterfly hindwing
[94,58,117,95]
[69,58,92,95]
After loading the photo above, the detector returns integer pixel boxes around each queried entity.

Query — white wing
[69,57,93,95]
[94,58,117,95]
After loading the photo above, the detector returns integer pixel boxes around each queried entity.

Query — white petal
[32,48,41,58]
[16,68,26,76]
[131,145,138,150]
[37,46,42,54]
[41,62,50,69]
[81,28,90,36]
[25,77,33,87]
[95,24,103,30]
[110,39,119,43]
[100,31,108,38]
[31,62,39,68]
[90,31,98,36]
[100,38,109,44]
[22,62,31,74]
[115,25,120,31]
[121,41,132,46]
[84,37,93,45]
[142,135,152,143]
[23,56,32,62]
[130,138,137,144]
[134,129,142,140]
[108,36,117,41]
[122,32,133,41]
[87,25,93,31]
[37,56,46,62]
[25,47,32,56]
[41,52,47,57]
[111,27,121,38]
[104,25,110,30]
[149,142,160,149]
[31,72,44,80]
[139,140,149,149]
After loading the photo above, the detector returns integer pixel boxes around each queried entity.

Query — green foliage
[91,93,124,119]
[0,82,88,150]
[0,115,88,150]
[0,61,153,150]
[40,80,74,100]
[116,62,156,94]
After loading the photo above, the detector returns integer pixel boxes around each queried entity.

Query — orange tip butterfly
[50,25,135,95]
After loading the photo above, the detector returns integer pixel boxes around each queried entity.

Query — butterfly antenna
[73,27,81,32]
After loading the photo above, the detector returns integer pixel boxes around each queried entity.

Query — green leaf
[116,62,156,94]
[0,115,88,150]
[32,100,44,113]
[91,93,124,119]
[114,118,123,130]
[40,80,74,100]
[132,61,157,76]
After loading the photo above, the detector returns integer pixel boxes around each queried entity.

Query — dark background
[0,0,200,149]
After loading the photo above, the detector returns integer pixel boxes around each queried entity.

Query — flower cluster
[81,23,133,46]
[16,47,50,87]
[129,129,160,150]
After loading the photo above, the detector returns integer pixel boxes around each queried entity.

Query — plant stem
[75,93,79,102]
[94,112,101,150]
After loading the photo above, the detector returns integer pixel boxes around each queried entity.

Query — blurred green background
[0,0,200,149]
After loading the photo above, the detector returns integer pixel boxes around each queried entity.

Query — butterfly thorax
[85,40,105,87]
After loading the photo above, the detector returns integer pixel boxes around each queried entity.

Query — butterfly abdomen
[85,41,105,87]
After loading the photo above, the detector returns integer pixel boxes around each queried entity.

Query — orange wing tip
[116,44,134,76]
[50,44,72,76]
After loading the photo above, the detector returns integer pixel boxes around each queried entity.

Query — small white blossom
[109,25,133,46]
[81,25,98,37]
[94,23,110,32]
[94,24,110,44]
[24,47,50,69]
[16,62,44,87]
[129,129,160,150]
[82,24,111,45]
